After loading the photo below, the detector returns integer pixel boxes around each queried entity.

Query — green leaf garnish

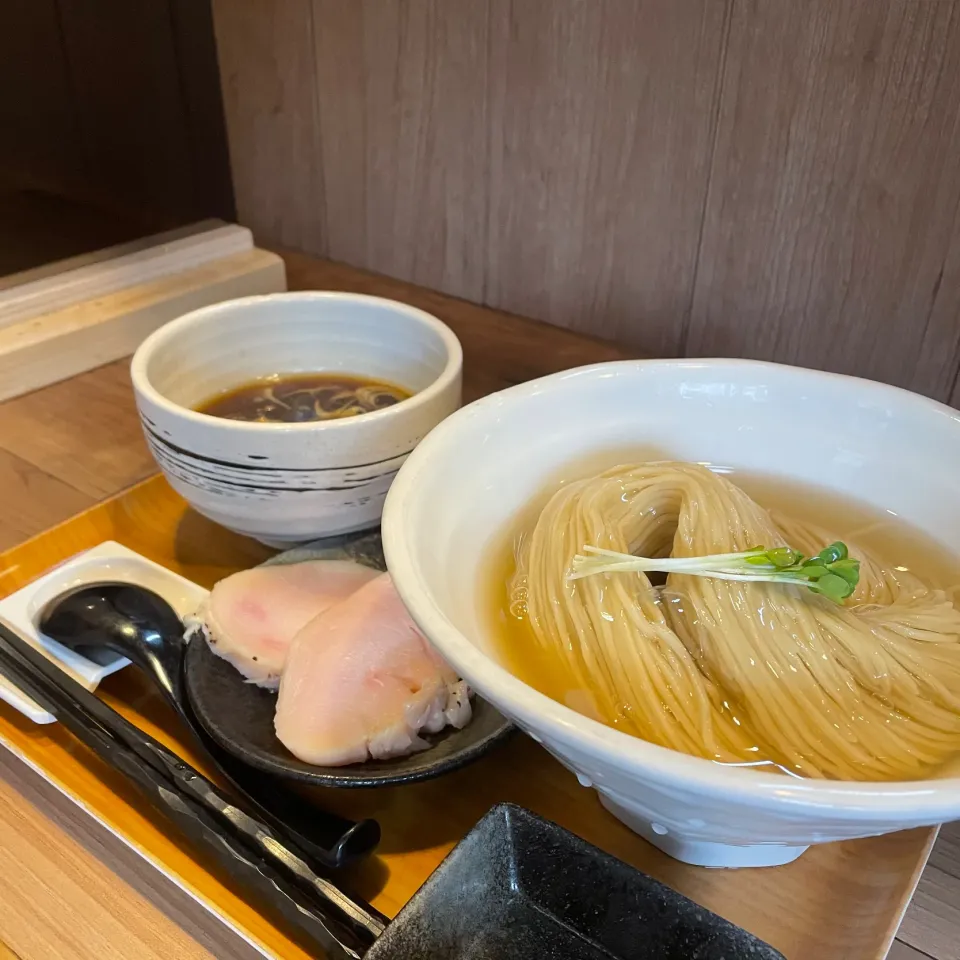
[817,542,847,564]
[569,542,860,604]
[809,573,850,604]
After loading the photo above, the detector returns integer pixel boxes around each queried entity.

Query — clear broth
[197,373,412,423]
[483,466,960,773]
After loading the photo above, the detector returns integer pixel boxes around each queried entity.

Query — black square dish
[367,803,785,960]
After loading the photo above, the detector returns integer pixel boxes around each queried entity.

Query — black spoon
[39,583,380,871]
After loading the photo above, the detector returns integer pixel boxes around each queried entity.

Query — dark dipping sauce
[196,373,412,423]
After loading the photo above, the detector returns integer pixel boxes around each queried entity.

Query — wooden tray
[0,476,937,960]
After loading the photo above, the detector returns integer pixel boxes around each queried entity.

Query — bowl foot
[251,523,378,549]
[253,535,314,549]
[597,792,809,868]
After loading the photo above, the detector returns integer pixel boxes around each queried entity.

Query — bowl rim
[383,357,960,816]
[130,291,463,432]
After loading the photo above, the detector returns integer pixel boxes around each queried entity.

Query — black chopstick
[0,622,386,956]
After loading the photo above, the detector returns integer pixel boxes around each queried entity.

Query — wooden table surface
[0,251,630,959]
[0,250,948,960]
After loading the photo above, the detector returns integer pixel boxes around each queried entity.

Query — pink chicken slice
[195,560,379,688]
[275,572,472,766]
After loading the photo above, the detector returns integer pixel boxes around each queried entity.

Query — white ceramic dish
[131,292,462,546]
[382,358,960,868]
[0,542,205,723]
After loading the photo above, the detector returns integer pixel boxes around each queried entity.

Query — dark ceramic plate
[367,803,787,960]
[183,530,514,788]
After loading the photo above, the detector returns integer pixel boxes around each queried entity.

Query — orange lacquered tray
[0,475,937,959]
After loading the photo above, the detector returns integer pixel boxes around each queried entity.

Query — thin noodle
[509,462,960,780]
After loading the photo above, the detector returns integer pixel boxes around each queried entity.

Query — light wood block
[0,221,253,327]
[0,247,285,403]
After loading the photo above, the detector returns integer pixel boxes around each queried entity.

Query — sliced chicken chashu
[275,573,471,766]
[193,560,379,687]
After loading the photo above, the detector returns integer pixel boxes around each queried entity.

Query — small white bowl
[382,359,960,868]
[132,292,462,545]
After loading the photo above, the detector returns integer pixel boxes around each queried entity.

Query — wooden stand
[0,222,285,402]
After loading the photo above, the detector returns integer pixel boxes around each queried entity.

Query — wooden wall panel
[1,0,233,227]
[936,207,960,406]
[211,0,325,254]
[0,0,83,191]
[57,0,196,219]
[485,0,728,356]
[687,0,960,400]
[169,0,237,223]
[944,229,960,405]
[212,0,960,398]
[306,0,728,355]
[311,0,492,302]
